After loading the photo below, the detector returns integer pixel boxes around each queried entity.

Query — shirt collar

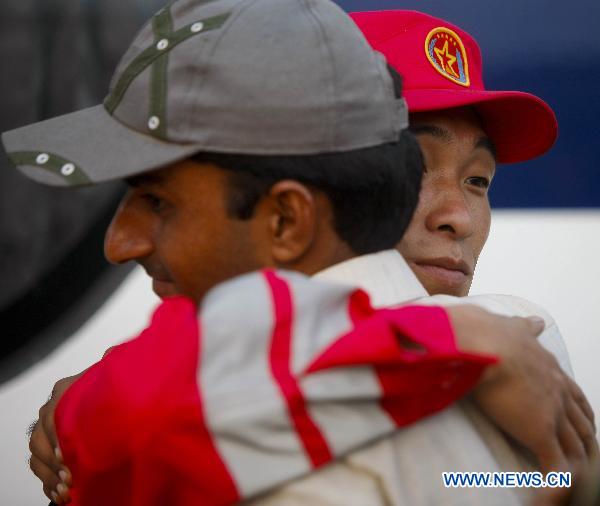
[314,249,428,308]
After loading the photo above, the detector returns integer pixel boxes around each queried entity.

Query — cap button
[191,22,204,33]
[36,153,49,165]
[156,39,169,51]
[61,163,75,176]
[148,116,161,130]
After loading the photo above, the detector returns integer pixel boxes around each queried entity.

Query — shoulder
[412,293,555,325]
[413,293,574,377]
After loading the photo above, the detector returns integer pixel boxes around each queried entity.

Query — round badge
[424,27,470,87]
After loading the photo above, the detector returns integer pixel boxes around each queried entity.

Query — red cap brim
[404,88,558,164]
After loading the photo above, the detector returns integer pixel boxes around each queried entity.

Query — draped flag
[55,269,494,506]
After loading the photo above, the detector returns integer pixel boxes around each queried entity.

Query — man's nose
[104,196,153,265]
[425,187,474,239]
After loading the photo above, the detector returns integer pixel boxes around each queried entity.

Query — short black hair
[193,68,423,255]
[193,128,422,255]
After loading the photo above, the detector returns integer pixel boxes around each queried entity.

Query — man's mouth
[141,263,178,298]
[412,257,472,289]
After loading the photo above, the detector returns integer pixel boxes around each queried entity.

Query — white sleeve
[410,293,574,378]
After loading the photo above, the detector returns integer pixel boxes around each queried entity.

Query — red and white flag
[56,269,495,506]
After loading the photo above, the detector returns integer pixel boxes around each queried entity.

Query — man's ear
[265,180,317,266]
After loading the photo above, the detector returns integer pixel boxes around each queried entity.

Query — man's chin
[425,283,468,297]
[152,279,180,299]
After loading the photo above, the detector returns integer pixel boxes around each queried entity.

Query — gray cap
[2,0,408,187]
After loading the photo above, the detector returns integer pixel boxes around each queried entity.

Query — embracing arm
[451,304,597,474]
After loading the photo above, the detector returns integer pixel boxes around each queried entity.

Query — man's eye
[466,176,490,189]
[142,193,166,212]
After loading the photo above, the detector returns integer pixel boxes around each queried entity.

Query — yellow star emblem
[434,40,459,79]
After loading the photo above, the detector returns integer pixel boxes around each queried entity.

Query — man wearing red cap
[351,9,557,300]
[245,10,595,506]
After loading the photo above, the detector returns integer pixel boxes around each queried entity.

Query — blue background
[335,0,600,208]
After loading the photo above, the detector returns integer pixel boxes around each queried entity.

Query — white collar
[314,249,428,308]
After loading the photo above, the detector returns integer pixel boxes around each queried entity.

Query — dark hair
[193,68,423,255]
[193,129,422,255]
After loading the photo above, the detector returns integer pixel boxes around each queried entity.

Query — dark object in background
[0,0,164,383]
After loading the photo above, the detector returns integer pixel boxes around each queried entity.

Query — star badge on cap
[425,27,470,87]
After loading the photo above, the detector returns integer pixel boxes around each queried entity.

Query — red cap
[351,10,558,163]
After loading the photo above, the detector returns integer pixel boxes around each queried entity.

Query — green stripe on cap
[149,7,174,139]
[8,151,91,185]
[104,12,231,115]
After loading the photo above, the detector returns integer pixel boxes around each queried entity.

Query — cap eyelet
[36,153,49,165]
[148,116,161,130]
[191,22,204,33]
[61,163,75,176]
[156,39,169,51]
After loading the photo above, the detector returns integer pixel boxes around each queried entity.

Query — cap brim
[1,104,202,186]
[404,89,558,164]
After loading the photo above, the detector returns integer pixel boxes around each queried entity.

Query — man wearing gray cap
[4,0,592,504]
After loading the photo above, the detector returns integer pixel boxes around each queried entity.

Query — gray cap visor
[1,104,202,186]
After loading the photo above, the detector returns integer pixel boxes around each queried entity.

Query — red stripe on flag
[264,270,333,468]
[55,297,241,506]
[346,297,494,428]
